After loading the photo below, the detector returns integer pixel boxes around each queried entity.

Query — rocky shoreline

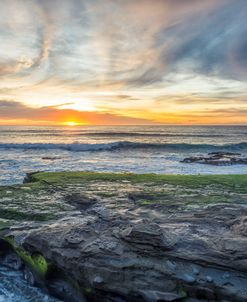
[181,152,247,166]
[0,172,247,302]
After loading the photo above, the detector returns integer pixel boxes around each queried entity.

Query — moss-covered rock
[4,236,49,278]
[0,172,247,302]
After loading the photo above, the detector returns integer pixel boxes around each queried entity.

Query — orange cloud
[0,101,157,125]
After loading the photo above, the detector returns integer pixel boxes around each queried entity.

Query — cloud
[0,0,236,83]
[0,0,246,124]
[0,100,156,125]
[0,1,54,76]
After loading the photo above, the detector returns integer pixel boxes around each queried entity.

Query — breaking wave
[0,141,247,152]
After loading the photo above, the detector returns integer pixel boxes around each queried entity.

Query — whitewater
[1,125,247,185]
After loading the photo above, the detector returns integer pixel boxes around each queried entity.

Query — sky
[0,0,246,125]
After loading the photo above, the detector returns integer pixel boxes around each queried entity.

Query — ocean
[1,125,247,185]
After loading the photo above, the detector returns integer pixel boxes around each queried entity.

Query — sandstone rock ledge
[0,172,247,302]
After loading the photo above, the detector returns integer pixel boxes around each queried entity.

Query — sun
[64,121,80,126]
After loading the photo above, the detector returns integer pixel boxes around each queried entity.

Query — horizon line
[1,124,247,127]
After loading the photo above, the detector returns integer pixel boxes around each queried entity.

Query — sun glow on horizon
[64,121,81,126]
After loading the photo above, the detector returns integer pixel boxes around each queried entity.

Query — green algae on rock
[4,236,49,278]
[25,171,247,191]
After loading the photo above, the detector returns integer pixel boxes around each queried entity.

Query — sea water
[0,265,60,302]
[0,125,247,185]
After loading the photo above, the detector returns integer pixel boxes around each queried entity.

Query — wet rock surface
[181,152,247,166]
[0,172,247,301]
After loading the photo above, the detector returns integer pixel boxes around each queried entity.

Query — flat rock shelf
[0,172,247,302]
